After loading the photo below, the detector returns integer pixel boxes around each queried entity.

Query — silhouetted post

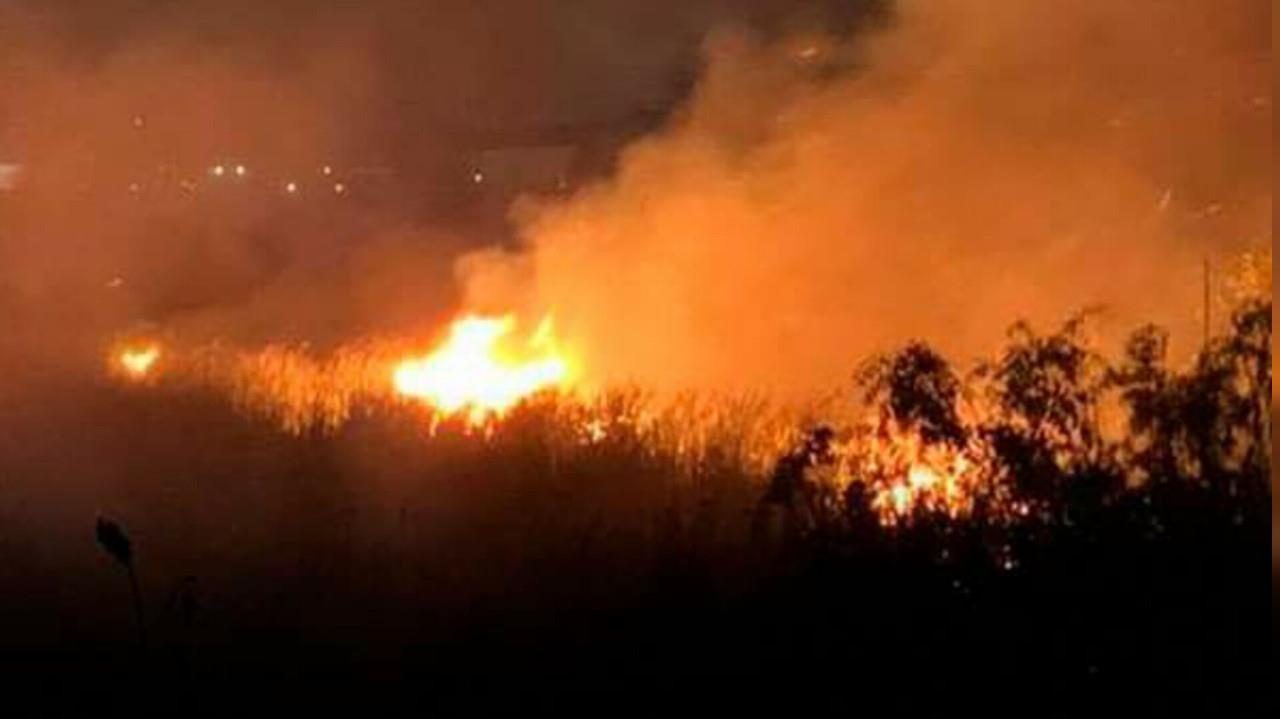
[96,517,147,650]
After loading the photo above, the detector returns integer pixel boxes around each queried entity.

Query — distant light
[472,170,484,184]
[106,276,126,289]
[127,182,140,194]
[333,182,346,195]
[321,165,333,176]
[211,164,226,177]
[285,181,298,194]
[131,114,145,129]
[234,164,247,177]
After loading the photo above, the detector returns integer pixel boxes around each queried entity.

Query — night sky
[2,0,890,144]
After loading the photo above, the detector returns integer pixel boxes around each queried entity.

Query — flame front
[855,426,992,525]
[392,314,569,424]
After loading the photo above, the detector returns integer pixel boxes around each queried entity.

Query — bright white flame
[908,464,940,490]
[393,315,568,424]
[117,346,160,379]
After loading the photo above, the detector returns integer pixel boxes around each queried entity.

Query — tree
[856,342,967,448]
[976,314,1117,512]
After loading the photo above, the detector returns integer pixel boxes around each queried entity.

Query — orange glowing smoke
[393,314,570,424]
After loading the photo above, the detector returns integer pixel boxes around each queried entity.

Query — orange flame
[116,344,161,379]
[392,314,570,424]
[859,427,986,525]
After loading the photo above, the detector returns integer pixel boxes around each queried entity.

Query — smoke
[0,7,391,357]
[459,0,1271,394]
[0,0,897,363]
[0,0,1269,391]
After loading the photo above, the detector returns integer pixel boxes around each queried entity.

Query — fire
[116,345,161,379]
[393,314,570,424]
[908,463,941,490]
[101,314,574,432]
[879,461,968,521]
[855,425,989,525]
[889,456,974,519]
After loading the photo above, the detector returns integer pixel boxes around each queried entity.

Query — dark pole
[127,565,148,650]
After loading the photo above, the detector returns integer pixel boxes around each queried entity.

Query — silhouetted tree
[1112,300,1271,499]
[756,425,839,543]
[976,314,1118,513]
[857,342,967,448]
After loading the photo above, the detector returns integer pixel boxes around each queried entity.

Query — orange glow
[116,345,161,379]
[393,314,570,424]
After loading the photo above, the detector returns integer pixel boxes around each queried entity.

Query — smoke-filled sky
[460,0,1271,391]
[0,0,1271,392]
[0,0,890,346]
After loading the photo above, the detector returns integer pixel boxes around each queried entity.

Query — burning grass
[0,299,1264,700]
[105,299,1270,530]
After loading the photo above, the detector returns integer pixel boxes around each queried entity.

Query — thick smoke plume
[459,0,1271,394]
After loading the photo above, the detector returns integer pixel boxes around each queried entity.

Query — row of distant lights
[125,115,349,195]
[206,163,346,195]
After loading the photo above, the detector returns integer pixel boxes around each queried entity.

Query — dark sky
[3,0,890,141]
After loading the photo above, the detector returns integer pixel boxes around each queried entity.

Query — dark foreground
[0,399,1267,713]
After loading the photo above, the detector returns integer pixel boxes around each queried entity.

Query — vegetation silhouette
[31,298,1269,709]
[95,516,147,650]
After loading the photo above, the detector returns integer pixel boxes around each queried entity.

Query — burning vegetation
[0,0,1268,706]
[392,314,571,425]
[110,312,575,434]
[104,295,1270,528]
[64,294,1269,705]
